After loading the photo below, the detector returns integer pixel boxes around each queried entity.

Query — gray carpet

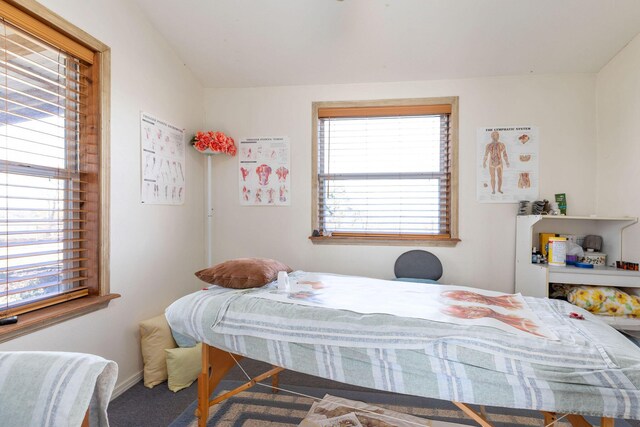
[108,358,375,427]
[108,358,640,427]
[169,380,551,427]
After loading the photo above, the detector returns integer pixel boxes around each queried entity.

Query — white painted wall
[0,0,626,395]
[596,33,640,260]
[205,74,597,293]
[0,0,206,392]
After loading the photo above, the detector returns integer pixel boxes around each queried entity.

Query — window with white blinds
[313,101,459,243]
[0,16,96,316]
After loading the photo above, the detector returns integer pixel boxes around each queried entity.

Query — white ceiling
[133,0,640,88]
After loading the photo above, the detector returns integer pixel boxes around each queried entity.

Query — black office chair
[394,250,443,282]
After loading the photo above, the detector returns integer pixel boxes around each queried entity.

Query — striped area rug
[168,381,569,427]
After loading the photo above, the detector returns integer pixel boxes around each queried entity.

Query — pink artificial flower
[210,138,223,152]
[194,139,208,152]
[192,130,236,155]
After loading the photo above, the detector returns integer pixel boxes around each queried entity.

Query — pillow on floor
[195,258,292,289]
[140,314,177,388]
[166,343,202,392]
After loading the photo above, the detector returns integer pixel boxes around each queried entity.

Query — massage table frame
[196,343,615,427]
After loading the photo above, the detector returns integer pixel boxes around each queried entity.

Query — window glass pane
[320,116,442,174]
[0,173,69,309]
[0,117,67,169]
[321,178,444,234]
[318,111,450,236]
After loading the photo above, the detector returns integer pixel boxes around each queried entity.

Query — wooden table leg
[196,344,247,427]
[272,369,280,394]
[542,411,557,426]
[453,402,493,427]
[567,414,596,427]
[196,343,210,427]
[81,409,89,427]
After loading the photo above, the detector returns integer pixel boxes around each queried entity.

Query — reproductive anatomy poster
[477,126,539,203]
[239,136,290,206]
[141,112,186,205]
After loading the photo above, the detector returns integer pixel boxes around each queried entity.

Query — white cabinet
[515,215,639,297]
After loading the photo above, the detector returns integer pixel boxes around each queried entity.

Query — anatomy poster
[251,272,558,340]
[238,136,290,206]
[141,112,185,205]
[477,126,539,203]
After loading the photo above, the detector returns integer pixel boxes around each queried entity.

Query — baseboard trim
[111,370,143,400]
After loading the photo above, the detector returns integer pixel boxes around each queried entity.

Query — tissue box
[582,252,606,266]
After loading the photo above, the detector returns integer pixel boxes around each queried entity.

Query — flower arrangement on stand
[192,131,237,156]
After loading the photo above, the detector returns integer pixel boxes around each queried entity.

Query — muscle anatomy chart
[239,136,290,206]
[477,126,538,203]
[141,112,186,205]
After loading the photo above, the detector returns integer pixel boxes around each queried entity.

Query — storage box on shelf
[515,215,639,298]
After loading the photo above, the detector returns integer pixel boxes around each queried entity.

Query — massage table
[166,272,640,427]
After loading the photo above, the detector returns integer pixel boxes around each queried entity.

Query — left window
[0,0,114,335]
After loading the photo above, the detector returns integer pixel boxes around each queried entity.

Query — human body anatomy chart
[252,272,558,340]
[477,126,539,203]
[141,112,186,205]
[239,136,290,206]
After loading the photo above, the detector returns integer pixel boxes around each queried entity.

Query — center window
[311,99,459,245]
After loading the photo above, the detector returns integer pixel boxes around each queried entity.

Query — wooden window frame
[0,0,117,343]
[310,97,460,246]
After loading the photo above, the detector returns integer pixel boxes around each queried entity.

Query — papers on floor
[299,394,431,427]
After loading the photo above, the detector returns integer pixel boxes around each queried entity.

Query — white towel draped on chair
[0,351,118,427]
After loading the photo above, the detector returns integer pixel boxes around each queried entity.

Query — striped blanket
[0,351,118,427]
[166,274,640,420]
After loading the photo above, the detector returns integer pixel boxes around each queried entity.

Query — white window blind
[317,105,452,237]
[0,18,92,316]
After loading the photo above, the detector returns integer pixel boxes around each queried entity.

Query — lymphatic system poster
[141,112,186,205]
[239,136,290,206]
[477,126,539,203]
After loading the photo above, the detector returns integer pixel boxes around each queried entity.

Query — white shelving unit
[515,215,639,297]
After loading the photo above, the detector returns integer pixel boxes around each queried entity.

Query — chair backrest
[394,250,443,281]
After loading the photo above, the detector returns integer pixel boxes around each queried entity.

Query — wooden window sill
[0,294,120,343]
[309,235,461,247]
